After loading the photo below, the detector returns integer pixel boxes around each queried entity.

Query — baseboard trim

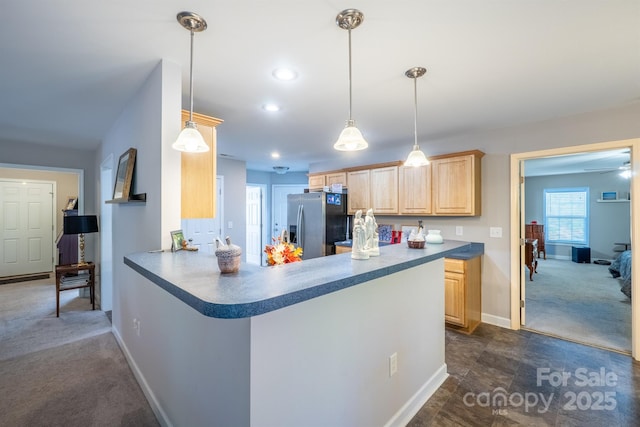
[384,364,448,427]
[482,313,512,329]
[0,273,50,285]
[112,326,172,427]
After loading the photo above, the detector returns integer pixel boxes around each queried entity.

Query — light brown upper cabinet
[399,164,431,215]
[311,150,482,217]
[431,150,484,216]
[309,171,348,191]
[181,110,223,219]
[308,174,325,191]
[325,172,347,188]
[347,169,370,214]
[370,166,398,214]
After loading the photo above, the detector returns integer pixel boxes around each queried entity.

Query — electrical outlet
[489,227,503,238]
[228,221,233,229]
[133,318,141,336]
[456,226,463,236]
[389,352,398,377]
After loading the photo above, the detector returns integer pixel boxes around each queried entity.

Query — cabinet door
[432,154,480,216]
[370,166,398,214]
[399,165,431,215]
[347,170,370,214]
[335,245,351,254]
[326,172,347,188]
[444,271,466,326]
[181,111,222,219]
[308,174,325,191]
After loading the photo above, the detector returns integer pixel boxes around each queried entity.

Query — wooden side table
[55,262,95,317]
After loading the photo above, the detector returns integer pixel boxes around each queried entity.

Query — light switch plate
[489,227,502,238]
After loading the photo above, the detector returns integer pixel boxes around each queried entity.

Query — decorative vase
[425,230,444,244]
[215,236,242,273]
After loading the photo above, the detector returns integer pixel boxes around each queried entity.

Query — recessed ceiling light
[271,152,280,159]
[263,103,281,112]
[272,68,298,81]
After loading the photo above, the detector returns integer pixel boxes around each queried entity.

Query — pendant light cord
[348,28,353,122]
[413,75,418,147]
[188,29,195,122]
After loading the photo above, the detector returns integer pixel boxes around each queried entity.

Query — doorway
[246,184,267,266]
[522,150,631,352]
[510,138,640,360]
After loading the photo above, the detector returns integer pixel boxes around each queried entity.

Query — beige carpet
[0,278,159,426]
[524,257,631,352]
[0,278,112,361]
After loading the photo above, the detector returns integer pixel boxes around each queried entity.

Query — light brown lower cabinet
[444,256,482,334]
[335,245,351,255]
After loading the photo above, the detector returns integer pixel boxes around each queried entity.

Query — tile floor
[408,324,640,426]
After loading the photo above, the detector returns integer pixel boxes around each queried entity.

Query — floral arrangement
[264,236,303,265]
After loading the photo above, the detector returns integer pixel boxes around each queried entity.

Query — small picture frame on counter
[170,229,185,252]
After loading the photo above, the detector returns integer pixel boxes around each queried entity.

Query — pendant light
[172,12,210,153]
[334,9,368,152]
[404,67,429,167]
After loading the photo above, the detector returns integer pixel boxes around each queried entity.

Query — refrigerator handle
[297,204,303,250]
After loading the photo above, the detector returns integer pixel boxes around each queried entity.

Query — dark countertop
[445,242,484,260]
[124,239,480,319]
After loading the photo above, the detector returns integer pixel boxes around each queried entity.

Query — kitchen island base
[120,255,448,427]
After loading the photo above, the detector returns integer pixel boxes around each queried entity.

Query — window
[543,188,589,245]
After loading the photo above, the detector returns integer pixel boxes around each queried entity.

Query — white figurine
[351,210,369,260]
[365,208,379,256]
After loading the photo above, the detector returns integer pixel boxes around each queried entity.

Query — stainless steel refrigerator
[287,192,348,259]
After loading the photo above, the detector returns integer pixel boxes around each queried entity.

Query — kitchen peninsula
[123,240,480,427]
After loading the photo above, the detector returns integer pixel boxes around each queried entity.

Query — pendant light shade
[404,67,429,167]
[334,9,368,152]
[173,11,210,153]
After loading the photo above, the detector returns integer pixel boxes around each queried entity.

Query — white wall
[310,102,640,320]
[0,142,97,262]
[525,172,631,259]
[98,59,183,421]
[218,157,248,254]
[250,259,446,427]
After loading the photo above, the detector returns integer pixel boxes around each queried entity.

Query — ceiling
[1,1,638,173]
[524,148,631,177]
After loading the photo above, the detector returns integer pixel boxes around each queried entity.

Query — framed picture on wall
[65,197,78,210]
[112,148,137,200]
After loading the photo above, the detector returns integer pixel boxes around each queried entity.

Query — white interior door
[100,156,114,311]
[182,176,223,255]
[271,185,306,241]
[246,185,263,265]
[0,180,54,276]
